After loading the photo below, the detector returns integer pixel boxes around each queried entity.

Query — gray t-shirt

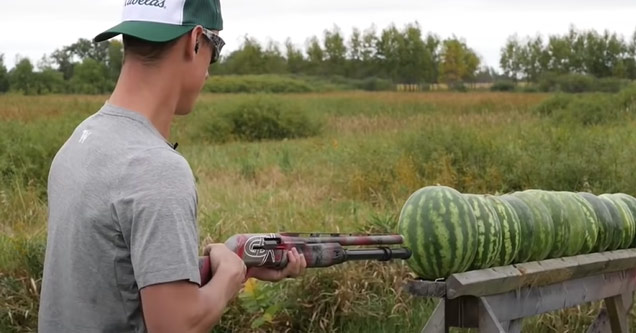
[38,103,201,332]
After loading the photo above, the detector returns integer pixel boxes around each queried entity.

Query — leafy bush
[538,73,595,93]
[532,93,574,116]
[204,75,314,93]
[534,85,636,126]
[538,73,630,93]
[199,95,322,143]
[490,80,517,92]
[551,94,615,126]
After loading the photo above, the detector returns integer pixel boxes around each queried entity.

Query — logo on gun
[244,235,276,265]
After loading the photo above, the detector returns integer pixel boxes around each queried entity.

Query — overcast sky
[1,0,635,71]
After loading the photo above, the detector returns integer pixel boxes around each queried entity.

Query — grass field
[1,90,636,332]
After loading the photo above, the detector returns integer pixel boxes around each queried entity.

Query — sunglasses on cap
[201,27,225,64]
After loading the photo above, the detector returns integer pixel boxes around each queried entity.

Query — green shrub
[595,77,629,93]
[538,73,595,93]
[199,95,322,143]
[490,80,517,92]
[532,93,574,116]
[537,73,630,93]
[354,77,394,91]
[551,93,615,126]
[204,75,314,93]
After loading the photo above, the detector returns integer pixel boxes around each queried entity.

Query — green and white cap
[93,0,223,43]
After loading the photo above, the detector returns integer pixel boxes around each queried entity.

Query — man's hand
[246,247,307,282]
[204,243,247,285]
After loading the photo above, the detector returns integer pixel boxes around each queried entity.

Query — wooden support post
[421,299,446,333]
[605,293,630,333]
[478,297,506,333]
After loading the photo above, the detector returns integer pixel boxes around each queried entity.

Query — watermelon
[500,194,534,263]
[578,192,614,252]
[608,193,636,248]
[600,194,635,249]
[519,190,571,258]
[398,186,478,280]
[510,191,555,261]
[484,195,521,266]
[598,196,625,250]
[562,192,598,254]
[464,194,502,270]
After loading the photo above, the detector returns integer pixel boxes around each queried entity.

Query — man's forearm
[189,271,241,332]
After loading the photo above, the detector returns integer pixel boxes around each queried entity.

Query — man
[38,0,306,332]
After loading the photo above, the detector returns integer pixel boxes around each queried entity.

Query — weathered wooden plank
[606,293,630,333]
[481,268,636,322]
[420,300,447,333]
[405,280,446,298]
[478,297,507,333]
[446,249,636,299]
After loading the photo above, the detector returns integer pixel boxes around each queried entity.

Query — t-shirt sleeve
[115,148,201,289]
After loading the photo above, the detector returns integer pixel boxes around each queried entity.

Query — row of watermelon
[397,185,636,280]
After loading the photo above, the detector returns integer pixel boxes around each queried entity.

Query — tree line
[0,23,634,95]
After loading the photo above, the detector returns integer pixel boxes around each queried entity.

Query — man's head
[93,0,224,115]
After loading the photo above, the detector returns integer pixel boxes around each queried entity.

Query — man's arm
[140,245,246,333]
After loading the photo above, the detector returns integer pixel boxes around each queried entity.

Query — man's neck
[108,61,180,139]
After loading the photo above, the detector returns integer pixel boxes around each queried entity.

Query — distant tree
[305,36,324,75]
[500,35,523,80]
[438,38,480,85]
[285,38,305,74]
[423,34,441,83]
[221,37,267,74]
[397,23,430,84]
[108,40,123,82]
[9,57,36,94]
[70,58,111,94]
[323,26,347,76]
[0,54,9,93]
[375,25,401,80]
[51,48,75,80]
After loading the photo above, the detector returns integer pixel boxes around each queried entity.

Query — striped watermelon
[464,194,502,270]
[549,191,596,258]
[598,196,626,250]
[522,190,569,258]
[500,194,534,263]
[600,194,634,249]
[609,193,636,248]
[398,186,478,280]
[563,192,598,254]
[510,191,554,261]
[578,192,614,252]
[485,195,521,266]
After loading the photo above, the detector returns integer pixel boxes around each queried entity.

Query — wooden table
[404,249,636,333]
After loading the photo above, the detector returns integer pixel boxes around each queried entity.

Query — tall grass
[1,90,636,332]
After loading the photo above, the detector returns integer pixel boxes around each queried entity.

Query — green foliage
[490,80,517,92]
[204,75,314,93]
[198,95,322,143]
[439,38,480,84]
[533,93,574,116]
[501,26,636,81]
[69,59,112,94]
[0,55,8,93]
[537,72,630,93]
[8,58,36,95]
[533,86,636,126]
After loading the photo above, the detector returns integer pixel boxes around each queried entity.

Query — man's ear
[185,26,203,61]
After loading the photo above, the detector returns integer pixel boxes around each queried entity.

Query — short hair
[122,34,183,65]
